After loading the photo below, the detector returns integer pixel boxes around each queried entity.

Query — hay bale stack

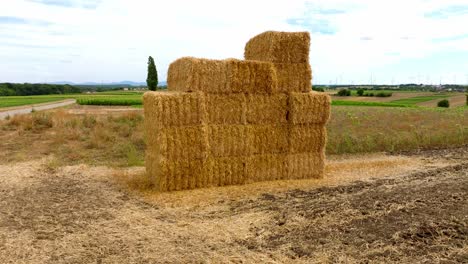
[145,30,331,191]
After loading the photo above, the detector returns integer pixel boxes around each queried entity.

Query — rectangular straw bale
[148,125,208,160]
[246,154,288,183]
[146,155,205,192]
[167,57,277,94]
[251,125,289,154]
[205,156,247,187]
[274,63,312,93]
[287,152,325,179]
[143,91,206,127]
[244,31,310,63]
[290,125,327,153]
[167,57,226,93]
[206,94,246,124]
[289,92,331,125]
[208,125,252,157]
[246,94,288,124]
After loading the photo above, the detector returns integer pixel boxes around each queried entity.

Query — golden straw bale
[143,91,206,127]
[208,125,252,157]
[251,125,289,154]
[148,126,208,160]
[287,152,325,179]
[246,94,288,124]
[206,94,246,124]
[167,57,277,93]
[246,154,288,182]
[146,155,205,192]
[244,31,310,63]
[205,157,247,187]
[289,92,331,125]
[274,63,311,93]
[289,125,327,153]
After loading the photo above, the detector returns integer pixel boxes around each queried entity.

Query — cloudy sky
[0,0,467,84]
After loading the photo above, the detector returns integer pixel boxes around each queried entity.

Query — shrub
[437,99,449,108]
[312,87,325,92]
[357,89,364,96]
[337,89,351,96]
[376,92,392,97]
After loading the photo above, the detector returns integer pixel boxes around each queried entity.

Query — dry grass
[0,110,145,166]
[327,106,468,154]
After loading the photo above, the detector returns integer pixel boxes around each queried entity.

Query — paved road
[0,99,76,120]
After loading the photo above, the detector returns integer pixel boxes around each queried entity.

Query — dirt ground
[1,147,466,263]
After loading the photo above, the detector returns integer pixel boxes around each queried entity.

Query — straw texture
[167,57,278,94]
[244,31,310,63]
[246,94,288,124]
[289,92,331,125]
[206,94,246,124]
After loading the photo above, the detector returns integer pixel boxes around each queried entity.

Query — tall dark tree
[146,56,158,91]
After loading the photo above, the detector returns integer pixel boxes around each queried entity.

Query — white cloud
[0,0,467,84]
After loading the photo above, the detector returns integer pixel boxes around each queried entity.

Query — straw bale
[208,125,252,157]
[147,126,208,160]
[246,154,288,182]
[246,94,288,124]
[167,57,277,93]
[290,125,327,153]
[251,125,289,154]
[289,92,331,125]
[206,94,246,124]
[244,31,310,63]
[146,155,205,192]
[288,152,325,179]
[205,156,247,187]
[143,91,206,127]
[274,63,311,93]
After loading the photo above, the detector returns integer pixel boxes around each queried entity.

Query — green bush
[337,89,351,96]
[357,89,365,96]
[376,92,392,97]
[312,87,325,92]
[437,99,449,108]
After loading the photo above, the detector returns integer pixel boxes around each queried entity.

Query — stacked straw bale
[144,30,331,191]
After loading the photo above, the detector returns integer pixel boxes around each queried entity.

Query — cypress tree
[146,56,158,91]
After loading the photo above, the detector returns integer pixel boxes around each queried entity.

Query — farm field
[329,90,465,107]
[0,96,69,108]
[0,91,144,108]
[0,98,467,263]
[1,90,465,109]
[0,141,466,263]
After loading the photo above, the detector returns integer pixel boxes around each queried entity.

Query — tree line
[0,83,81,96]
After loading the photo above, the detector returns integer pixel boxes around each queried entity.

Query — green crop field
[0,92,144,108]
[0,96,70,108]
[390,94,449,105]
